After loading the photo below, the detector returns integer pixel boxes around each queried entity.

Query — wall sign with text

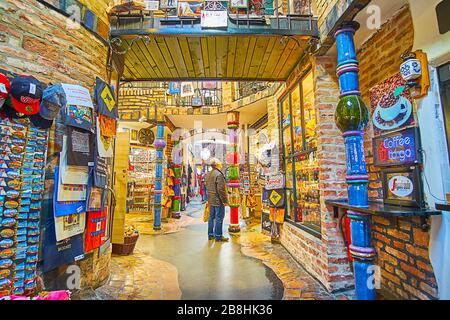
[381,166,424,208]
[373,127,422,167]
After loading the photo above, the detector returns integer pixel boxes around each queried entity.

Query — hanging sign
[201,10,228,28]
[84,207,108,252]
[61,84,94,108]
[95,77,118,119]
[265,173,285,190]
[67,127,94,167]
[373,127,422,167]
[54,167,87,216]
[268,189,285,208]
[54,212,86,241]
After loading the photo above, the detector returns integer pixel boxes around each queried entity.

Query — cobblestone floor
[82,201,354,300]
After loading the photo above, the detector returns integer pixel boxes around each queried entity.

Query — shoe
[215,237,229,242]
[208,236,214,240]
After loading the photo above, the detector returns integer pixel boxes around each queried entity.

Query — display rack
[127,146,156,213]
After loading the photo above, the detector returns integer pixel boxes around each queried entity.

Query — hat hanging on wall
[0,73,11,108]
[29,83,67,129]
[5,75,43,118]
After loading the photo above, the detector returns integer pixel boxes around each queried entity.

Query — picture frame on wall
[230,0,248,8]
[144,0,160,10]
[130,129,139,143]
[160,0,178,9]
[177,1,202,17]
[381,166,424,208]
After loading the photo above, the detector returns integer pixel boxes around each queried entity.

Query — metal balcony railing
[109,0,316,33]
[234,82,271,101]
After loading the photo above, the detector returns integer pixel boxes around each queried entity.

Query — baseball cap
[29,84,66,129]
[0,73,11,108]
[9,75,43,115]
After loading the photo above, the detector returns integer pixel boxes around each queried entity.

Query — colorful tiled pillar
[334,22,376,300]
[226,111,240,233]
[153,115,166,231]
[172,136,182,219]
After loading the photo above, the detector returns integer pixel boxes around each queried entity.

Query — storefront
[279,70,320,236]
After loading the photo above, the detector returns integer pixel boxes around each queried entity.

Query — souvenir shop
[0,70,118,298]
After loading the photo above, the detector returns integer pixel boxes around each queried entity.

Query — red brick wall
[357,6,438,299]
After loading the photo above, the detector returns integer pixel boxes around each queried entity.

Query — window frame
[278,67,321,238]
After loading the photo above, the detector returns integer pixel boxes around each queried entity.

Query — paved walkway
[77,201,354,300]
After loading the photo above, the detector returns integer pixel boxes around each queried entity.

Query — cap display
[40,83,66,120]
[30,83,67,129]
[9,75,43,116]
[0,73,11,108]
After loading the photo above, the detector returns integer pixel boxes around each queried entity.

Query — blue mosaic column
[153,120,166,231]
[334,22,376,300]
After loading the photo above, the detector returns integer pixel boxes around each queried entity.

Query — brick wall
[357,6,438,299]
[0,0,111,290]
[276,55,353,292]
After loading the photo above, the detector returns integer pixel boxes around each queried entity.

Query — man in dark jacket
[204,158,229,242]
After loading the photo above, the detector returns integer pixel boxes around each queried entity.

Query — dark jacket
[204,169,228,206]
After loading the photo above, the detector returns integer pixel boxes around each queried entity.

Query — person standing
[204,158,229,242]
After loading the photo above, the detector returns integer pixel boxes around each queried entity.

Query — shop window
[279,69,321,236]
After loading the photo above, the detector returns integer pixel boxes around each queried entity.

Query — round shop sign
[388,175,414,197]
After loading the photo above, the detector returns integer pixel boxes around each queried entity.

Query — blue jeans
[208,205,225,239]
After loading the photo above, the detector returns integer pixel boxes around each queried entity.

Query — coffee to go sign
[373,127,422,166]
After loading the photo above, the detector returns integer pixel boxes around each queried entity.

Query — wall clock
[138,128,155,147]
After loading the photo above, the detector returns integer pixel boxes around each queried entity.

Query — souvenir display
[66,127,94,167]
[0,110,48,297]
[96,117,114,157]
[177,1,202,17]
[84,207,108,252]
[54,212,86,242]
[54,167,87,215]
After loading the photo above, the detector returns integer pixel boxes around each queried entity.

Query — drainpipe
[334,22,376,300]
[154,112,166,231]
[227,111,241,233]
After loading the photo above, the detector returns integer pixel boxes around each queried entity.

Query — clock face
[138,128,155,146]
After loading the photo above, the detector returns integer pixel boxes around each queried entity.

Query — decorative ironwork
[204,1,227,11]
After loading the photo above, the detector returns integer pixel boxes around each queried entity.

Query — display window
[279,69,321,236]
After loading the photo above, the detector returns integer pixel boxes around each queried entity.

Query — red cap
[0,73,10,101]
[8,75,43,115]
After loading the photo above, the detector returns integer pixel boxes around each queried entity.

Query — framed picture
[160,0,178,9]
[177,1,202,17]
[169,82,181,94]
[373,127,422,167]
[369,73,415,136]
[130,129,139,143]
[144,0,160,10]
[180,82,195,97]
[381,166,424,207]
[230,0,248,8]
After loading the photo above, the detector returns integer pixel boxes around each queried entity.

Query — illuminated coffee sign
[373,127,421,166]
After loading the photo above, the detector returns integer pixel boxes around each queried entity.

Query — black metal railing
[234,82,271,101]
[109,0,315,32]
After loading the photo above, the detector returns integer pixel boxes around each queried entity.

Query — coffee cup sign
[370,74,414,134]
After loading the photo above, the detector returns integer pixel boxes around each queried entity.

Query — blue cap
[39,83,66,120]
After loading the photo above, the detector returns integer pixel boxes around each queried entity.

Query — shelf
[326,199,442,231]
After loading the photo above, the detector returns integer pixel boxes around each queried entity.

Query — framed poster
[230,0,248,8]
[177,1,202,17]
[144,0,160,10]
[160,0,178,9]
[180,82,195,97]
[201,10,228,28]
[373,127,422,167]
[370,73,414,136]
[169,82,181,94]
[381,166,424,207]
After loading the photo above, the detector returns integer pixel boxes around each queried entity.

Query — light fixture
[400,50,429,99]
